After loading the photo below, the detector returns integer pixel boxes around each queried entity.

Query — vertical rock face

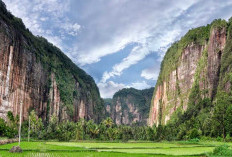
[149,19,229,126]
[0,33,48,121]
[49,73,60,118]
[149,44,205,126]
[207,27,226,98]
[0,1,104,122]
[105,88,154,125]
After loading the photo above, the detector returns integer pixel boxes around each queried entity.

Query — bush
[225,134,232,142]
[57,121,76,141]
[4,126,17,138]
[200,136,213,141]
[216,136,223,142]
[188,128,201,139]
[0,118,7,136]
[210,145,232,156]
[0,117,17,138]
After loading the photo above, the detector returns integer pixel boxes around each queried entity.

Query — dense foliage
[155,23,211,87]
[0,112,18,138]
[209,145,232,156]
[0,111,159,142]
[2,109,230,142]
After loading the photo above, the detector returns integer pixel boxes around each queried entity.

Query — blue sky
[3,0,232,98]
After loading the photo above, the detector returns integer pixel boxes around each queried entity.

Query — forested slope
[149,18,232,139]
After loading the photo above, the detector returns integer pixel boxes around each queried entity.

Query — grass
[198,141,232,147]
[0,140,230,157]
[0,151,195,157]
[97,147,214,155]
[46,141,200,149]
[0,142,85,151]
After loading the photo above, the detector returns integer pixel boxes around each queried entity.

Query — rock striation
[0,1,104,123]
[149,19,231,126]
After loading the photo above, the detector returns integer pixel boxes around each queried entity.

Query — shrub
[188,138,199,143]
[210,145,232,156]
[0,116,17,138]
[200,136,213,141]
[4,126,17,138]
[225,134,232,142]
[216,136,223,142]
[57,121,76,141]
[188,128,201,139]
[0,118,7,136]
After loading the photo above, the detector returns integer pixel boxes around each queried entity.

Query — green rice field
[0,141,229,157]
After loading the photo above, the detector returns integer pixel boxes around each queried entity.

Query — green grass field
[0,141,229,157]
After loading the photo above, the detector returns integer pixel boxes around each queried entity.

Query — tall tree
[225,104,232,136]
[212,92,232,139]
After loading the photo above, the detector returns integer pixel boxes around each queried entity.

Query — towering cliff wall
[106,87,154,125]
[149,19,231,126]
[0,1,104,123]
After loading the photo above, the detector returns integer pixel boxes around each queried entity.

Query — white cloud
[98,81,126,98]
[101,45,148,82]
[69,0,198,66]
[98,80,152,98]
[101,28,180,83]
[62,23,81,36]
[141,67,159,81]
[76,35,133,65]
[129,81,151,90]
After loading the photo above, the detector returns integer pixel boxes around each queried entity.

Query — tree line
[0,111,156,141]
[1,91,232,143]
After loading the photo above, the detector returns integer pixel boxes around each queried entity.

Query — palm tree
[103,117,114,128]
[90,126,99,139]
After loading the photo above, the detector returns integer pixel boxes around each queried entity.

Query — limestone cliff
[106,88,154,125]
[0,1,104,123]
[149,19,230,126]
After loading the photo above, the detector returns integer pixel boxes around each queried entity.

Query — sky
[3,0,232,98]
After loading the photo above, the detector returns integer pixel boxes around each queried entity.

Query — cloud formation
[4,0,232,98]
[3,0,80,49]
[141,66,160,81]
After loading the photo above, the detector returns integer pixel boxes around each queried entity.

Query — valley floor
[0,140,229,157]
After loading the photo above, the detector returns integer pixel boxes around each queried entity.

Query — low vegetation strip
[45,141,215,156]
[46,141,214,149]
[97,147,214,156]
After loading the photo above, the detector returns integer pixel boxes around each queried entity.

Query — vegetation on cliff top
[156,24,211,87]
[112,87,154,124]
[155,18,227,89]
[155,19,229,92]
[0,0,104,121]
[150,18,232,142]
